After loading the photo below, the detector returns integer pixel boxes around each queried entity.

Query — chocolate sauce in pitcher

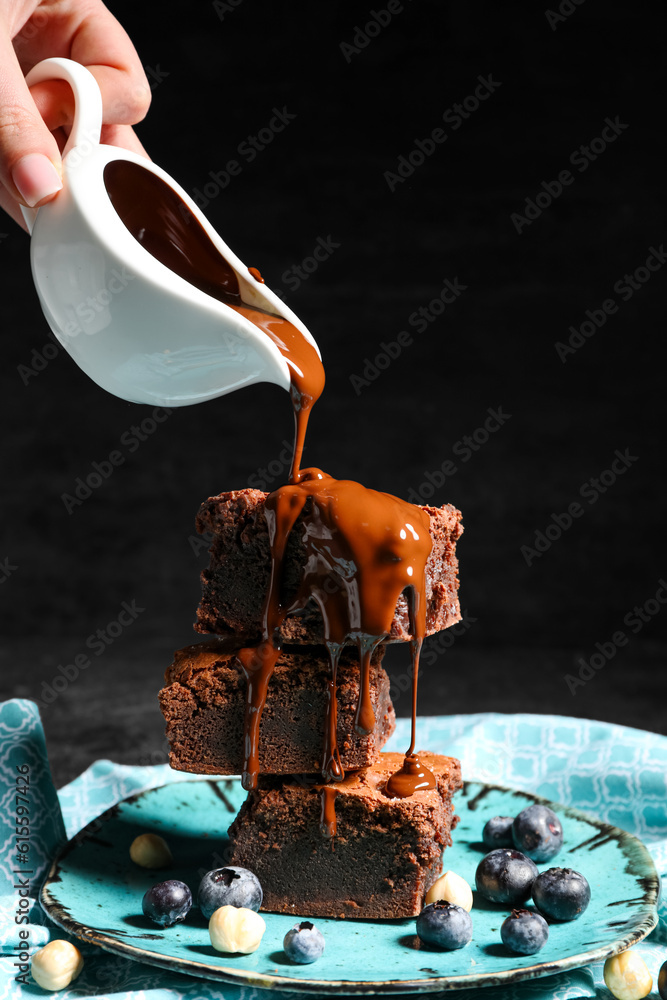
[104,159,436,829]
[103,159,324,482]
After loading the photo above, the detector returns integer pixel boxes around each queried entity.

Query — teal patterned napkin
[0,699,67,961]
[1,699,665,999]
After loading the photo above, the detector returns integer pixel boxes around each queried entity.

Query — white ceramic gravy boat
[22,57,320,406]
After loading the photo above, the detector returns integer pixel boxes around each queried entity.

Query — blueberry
[283,921,325,964]
[142,879,192,927]
[500,908,549,955]
[532,868,591,921]
[475,849,538,906]
[658,959,667,1000]
[416,902,473,950]
[512,804,563,862]
[198,866,263,919]
[482,816,515,849]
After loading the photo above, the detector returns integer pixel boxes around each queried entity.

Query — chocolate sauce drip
[103,159,436,809]
[385,572,436,797]
[322,643,343,781]
[227,304,323,483]
[385,752,436,798]
[318,785,338,838]
[355,637,378,736]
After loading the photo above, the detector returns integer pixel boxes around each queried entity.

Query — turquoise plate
[41,778,659,994]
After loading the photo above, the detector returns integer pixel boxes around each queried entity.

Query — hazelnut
[603,951,653,1000]
[129,833,173,869]
[31,939,83,991]
[425,870,473,911]
[209,905,266,954]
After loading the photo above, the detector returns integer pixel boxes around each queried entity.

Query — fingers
[69,3,152,125]
[0,33,63,208]
[0,0,152,223]
[13,1,152,127]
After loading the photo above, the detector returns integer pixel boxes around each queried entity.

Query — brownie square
[227,751,462,920]
[194,489,462,643]
[158,637,395,776]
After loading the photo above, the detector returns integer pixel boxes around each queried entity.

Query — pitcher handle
[20,57,103,233]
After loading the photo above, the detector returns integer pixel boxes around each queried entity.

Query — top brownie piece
[194,488,463,643]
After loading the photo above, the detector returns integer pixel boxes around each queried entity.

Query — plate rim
[40,778,660,995]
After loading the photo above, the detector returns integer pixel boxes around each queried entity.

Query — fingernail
[12,153,62,208]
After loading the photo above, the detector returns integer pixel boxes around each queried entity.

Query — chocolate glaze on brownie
[158,638,395,775]
[195,489,462,645]
[227,751,462,920]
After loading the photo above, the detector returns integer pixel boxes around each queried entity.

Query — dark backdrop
[1,0,665,785]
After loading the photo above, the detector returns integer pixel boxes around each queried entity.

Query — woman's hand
[0,0,151,227]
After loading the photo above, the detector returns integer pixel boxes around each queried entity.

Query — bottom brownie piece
[227,751,462,919]
[158,638,395,776]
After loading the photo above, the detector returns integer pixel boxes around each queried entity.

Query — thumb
[0,36,63,209]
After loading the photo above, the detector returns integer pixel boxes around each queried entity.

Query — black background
[1,0,665,786]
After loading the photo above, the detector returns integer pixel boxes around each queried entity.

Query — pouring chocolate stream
[105,159,435,819]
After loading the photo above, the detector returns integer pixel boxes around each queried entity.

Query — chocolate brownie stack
[159,488,464,919]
